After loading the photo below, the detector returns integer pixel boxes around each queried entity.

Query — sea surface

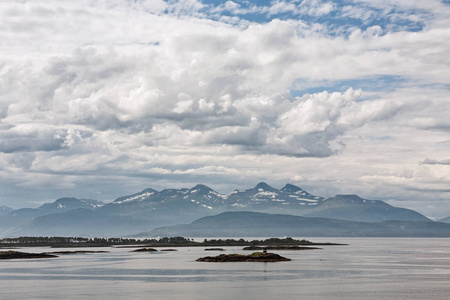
[1,238,450,299]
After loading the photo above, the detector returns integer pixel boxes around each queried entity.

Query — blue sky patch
[290,75,407,97]
[197,0,427,34]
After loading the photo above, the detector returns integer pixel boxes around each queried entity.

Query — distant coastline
[0,236,346,248]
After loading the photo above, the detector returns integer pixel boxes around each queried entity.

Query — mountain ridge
[0,183,431,237]
[146,211,450,238]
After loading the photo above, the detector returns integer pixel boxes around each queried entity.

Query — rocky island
[44,250,109,255]
[243,245,321,251]
[131,248,158,252]
[196,252,291,262]
[0,251,58,260]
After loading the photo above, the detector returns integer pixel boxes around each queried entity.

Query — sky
[0,0,449,218]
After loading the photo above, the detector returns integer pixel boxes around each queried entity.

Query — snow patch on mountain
[114,191,155,204]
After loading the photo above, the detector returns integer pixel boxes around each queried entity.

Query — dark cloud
[0,127,66,153]
[422,124,450,132]
[406,187,450,193]
[421,158,450,165]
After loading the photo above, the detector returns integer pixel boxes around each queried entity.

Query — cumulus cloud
[0,124,65,153]
[0,0,449,217]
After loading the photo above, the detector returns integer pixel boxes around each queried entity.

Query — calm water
[1,238,450,299]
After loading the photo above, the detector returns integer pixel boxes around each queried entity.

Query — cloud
[138,0,168,13]
[0,124,66,153]
[421,158,450,165]
[0,0,449,218]
[297,0,335,16]
[166,0,205,15]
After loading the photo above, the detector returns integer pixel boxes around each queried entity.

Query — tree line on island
[0,236,343,248]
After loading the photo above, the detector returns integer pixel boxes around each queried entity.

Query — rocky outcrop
[131,248,157,252]
[0,251,58,260]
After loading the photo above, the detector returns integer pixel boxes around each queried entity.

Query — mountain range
[0,182,446,237]
[0,198,104,236]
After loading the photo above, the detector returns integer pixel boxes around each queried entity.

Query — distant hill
[303,195,429,222]
[147,211,450,238]
[437,216,450,223]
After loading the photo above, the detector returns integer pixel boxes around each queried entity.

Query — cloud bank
[0,0,449,218]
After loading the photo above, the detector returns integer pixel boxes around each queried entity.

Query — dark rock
[0,251,58,260]
[204,248,224,251]
[131,248,157,252]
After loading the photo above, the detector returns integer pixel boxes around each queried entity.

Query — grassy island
[197,252,291,262]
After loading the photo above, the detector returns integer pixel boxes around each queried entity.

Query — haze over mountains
[0,182,448,238]
[0,206,13,216]
[438,216,450,223]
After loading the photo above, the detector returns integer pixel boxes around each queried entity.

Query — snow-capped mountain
[112,188,158,204]
[1,183,327,237]
[0,183,431,237]
[225,182,324,211]
[106,182,324,214]
[112,184,227,209]
[38,198,104,212]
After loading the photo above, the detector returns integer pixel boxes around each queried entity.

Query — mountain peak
[331,195,365,201]
[38,197,104,211]
[39,197,77,209]
[193,184,212,190]
[281,184,303,193]
[254,182,274,190]
[190,184,214,194]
